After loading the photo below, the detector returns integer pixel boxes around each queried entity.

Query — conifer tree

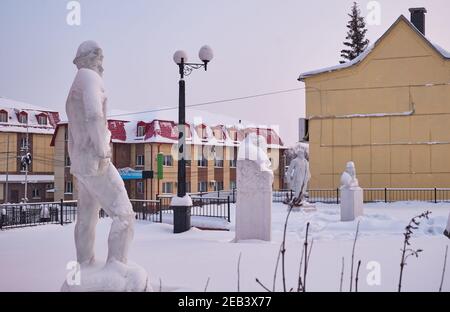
[340,2,370,63]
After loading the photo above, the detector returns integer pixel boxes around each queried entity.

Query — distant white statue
[284,144,311,208]
[340,161,359,189]
[340,161,363,222]
[62,41,149,292]
[235,133,273,242]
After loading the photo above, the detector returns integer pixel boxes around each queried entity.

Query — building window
[198,156,208,168]
[65,181,73,194]
[20,137,28,150]
[137,125,146,137]
[198,181,208,193]
[229,159,237,168]
[0,111,8,123]
[185,159,191,167]
[214,181,224,191]
[214,159,224,168]
[230,181,236,190]
[46,183,54,190]
[136,155,144,167]
[37,115,47,125]
[65,156,71,167]
[163,155,173,167]
[186,182,191,193]
[162,182,173,194]
[137,181,144,194]
[32,188,40,198]
[18,113,28,124]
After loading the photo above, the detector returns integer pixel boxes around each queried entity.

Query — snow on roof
[299,15,450,80]
[0,96,58,113]
[55,108,284,148]
[0,97,60,134]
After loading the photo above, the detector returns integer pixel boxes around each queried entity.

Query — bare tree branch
[349,221,361,292]
[439,245,448,292]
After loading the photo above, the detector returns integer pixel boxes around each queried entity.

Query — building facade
[299,9,450,189]
[0,97,60,203]
[52,117,286,201]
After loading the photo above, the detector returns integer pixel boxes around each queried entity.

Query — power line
[107,87,306,118]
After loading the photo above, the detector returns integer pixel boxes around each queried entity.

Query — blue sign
[118,168,143,181]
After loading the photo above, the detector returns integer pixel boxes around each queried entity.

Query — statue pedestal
[235,160,272,242]
[61,261,151,292]
[340,187,363,222]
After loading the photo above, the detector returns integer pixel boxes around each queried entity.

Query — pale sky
[1,0,449,145]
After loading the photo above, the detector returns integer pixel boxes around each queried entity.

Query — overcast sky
[1,0,449,145]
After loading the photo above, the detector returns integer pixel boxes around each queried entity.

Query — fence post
[227,196,231,223]
[60,199,64,226]
[159,198,163,223]
[336,188,339,205]
[435,188,437,204]
[385,188,388,203]
[232,188,236,203]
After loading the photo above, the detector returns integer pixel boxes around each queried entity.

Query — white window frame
[19,114,28,124]
[136,155,145,167]
[137,181,144,194]
[0,112,8,123]
[163,155,173,167]
[65,181,73,194]
[32,188,40,199]
[37,115,47,125]
[162,182,173,194]
[137,125,146,137]
[198,181,208,193]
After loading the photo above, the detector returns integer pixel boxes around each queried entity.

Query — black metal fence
[0,200,78,230]
[130,199,162,223]
[157,195,231,222]
[272,188,450,204]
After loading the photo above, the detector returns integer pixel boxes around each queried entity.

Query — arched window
[0,110,8,123]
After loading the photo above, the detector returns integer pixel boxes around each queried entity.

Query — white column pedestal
[340,187,363,222]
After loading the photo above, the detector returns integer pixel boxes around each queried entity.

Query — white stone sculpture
[284,144,313,209]
[340,162,363,222]
[61,41,150,292]
[235,133,273,242]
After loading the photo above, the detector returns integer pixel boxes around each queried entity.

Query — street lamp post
[172,46,213,234]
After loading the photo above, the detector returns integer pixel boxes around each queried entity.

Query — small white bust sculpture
[285,144,311,207]
[340,161,359,189]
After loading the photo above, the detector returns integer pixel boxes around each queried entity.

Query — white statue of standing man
[284,144,311,208]
[62,41,149,292]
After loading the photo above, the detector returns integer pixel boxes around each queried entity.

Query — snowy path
[0,202,449,292]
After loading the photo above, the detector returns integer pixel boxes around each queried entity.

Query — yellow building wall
[304,18,450,189]
[0,133,18,172]
[53,127,66,202]
[32,134,54,173]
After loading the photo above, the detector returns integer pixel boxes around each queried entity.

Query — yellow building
[299,9,450,189]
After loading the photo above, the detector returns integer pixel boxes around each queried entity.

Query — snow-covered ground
[0,202,449,292]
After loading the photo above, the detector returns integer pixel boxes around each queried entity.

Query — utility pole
[5,135,9,203]
[22,120,30,203]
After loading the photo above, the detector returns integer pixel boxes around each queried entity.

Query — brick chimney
[409,7,427,35]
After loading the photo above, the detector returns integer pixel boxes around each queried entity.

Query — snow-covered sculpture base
[340,187,364,222]
[61,261,151,292]
[235,160,272,242]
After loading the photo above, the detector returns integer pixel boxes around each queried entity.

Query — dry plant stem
[297,243,306,292]
[340,257,345,292]
[398,211,431,292]
[439,245,448,292]
[256,278,272,292]
[281,205,294,292]
[350,221,361,292]
[237,252,242,292]
[303,223,310,292]
[273,246,282,292]
[355,260,362,292]
[204,277,210,292]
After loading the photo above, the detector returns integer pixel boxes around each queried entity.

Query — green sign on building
[157,153,164,180]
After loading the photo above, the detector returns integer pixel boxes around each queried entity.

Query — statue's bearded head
[346,161,356,178]
[73,41,104,76]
